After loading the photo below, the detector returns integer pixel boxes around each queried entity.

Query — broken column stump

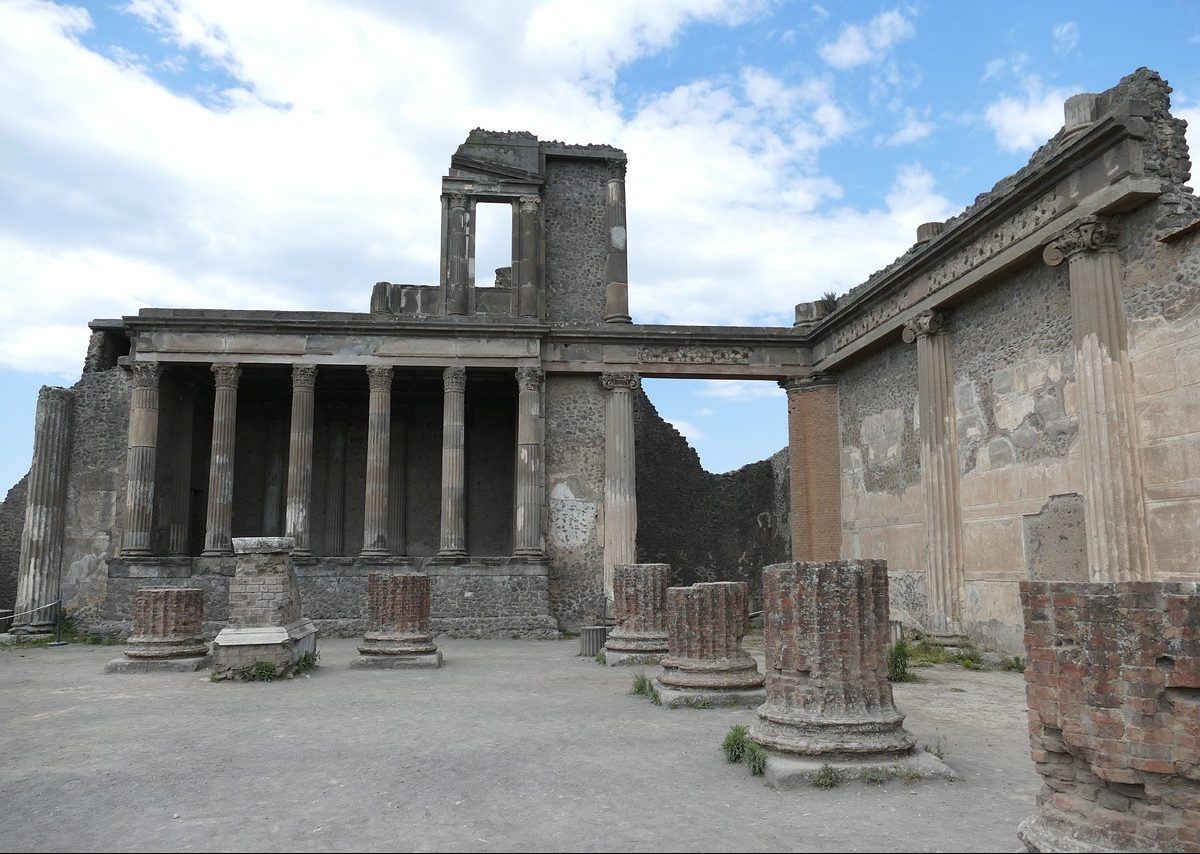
[105,586,209,673]
[749,561,950,788]
[210,537,318,680]
[1017,581,1200,853]
[351,572,442,669]
[654,581,765,708]
[603,563,670,665]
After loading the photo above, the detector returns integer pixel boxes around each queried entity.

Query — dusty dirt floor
[0,636,1039,853]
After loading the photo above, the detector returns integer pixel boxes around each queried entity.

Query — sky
[1,0,1198,492]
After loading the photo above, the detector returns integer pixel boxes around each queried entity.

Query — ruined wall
[633,389,789,604]
[543,159,608,325]
[0,474,29,611]
[544,374,606,627]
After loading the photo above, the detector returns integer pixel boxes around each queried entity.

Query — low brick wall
[1019,581,1200,852]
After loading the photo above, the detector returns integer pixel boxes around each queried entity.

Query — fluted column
[121,363,161,556]
[444,193,469,316]
[604,563,670,656]
[517,196,541,319]
[604,159,631,323]
[438,366,468,557]
[514,367,545,556]
[202,363,240,556]
[903,311,965,636]
[12,386,74,633]
[602,372,638,597]
[361,365,393,557]
[782,374,841,561]
[658,582,764,690]
[167,385,194,555]
[322,403,348,555]
[1044,216,1150,581]
[261,403,287,536]
[387,405,407,556]
[285,364,317,556]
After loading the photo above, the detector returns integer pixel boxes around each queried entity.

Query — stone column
[903,311,966,638]
[1043,217,1150,582]
[261,403,288,536]
[655,582,765,708]
[387,405,407,556]
[782,374,842,561]
[603,563,670,663]
[362,365,393,557]
[750,561,915,760]
[12,386,74,633]
[517,196,541,319]
[285,364,317,556]
[322,403,348,556]
[601,372,638,598]
[438,366,468,557]
[202,363,240,556]
[444,193,469,316]
[167,386,194,556]
[353,573,442,668]
[110,587,208,666]
[513,367,545,557]
[121,363,162,556]
[604,159,631,323]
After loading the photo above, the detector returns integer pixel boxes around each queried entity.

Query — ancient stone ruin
[655,581,765,708]
[352,572,442,669]
[603,562,670,665]
[104,586,209,673]
[1018,581,1200,852]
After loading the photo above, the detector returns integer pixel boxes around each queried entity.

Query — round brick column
[658,582,764,690]
[750,560,914,757]
[359,573,438,656]
[123,587,207,659]
[605,563,670,654]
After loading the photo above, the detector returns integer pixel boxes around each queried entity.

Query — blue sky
[1,0,1198,491]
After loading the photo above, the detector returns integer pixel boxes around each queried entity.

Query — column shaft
[514,368,545,556]
[444,194,469,316]
[361,366,393,556]
[322,404,348,555]
[517,196,541,319]
[438,367,468,556]
[604,160,631,323]
[121,363,161,555]
[285,365,316,556]
[12,386,74,632]
[202,363,240,556]
[602,372,638,597]
[782,376,841,561]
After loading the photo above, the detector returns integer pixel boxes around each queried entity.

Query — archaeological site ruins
[2,66,1199,850]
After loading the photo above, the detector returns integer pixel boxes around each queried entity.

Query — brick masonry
[605,563,669,654]
[124,586,207,659]
[1018,580,1200,852]
[658,582,764,691]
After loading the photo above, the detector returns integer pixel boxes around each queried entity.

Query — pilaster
[601,372,638,597]
[781,374,841,561]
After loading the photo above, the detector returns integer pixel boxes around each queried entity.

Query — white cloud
[819,9,915,70]
[1179,104,1200,176]
[667,418,706,443]
[695,407,715,417]
[984,75,1072,152]
[877,107,934,145]
[1052,22,1079,55]
[695,381,785,401]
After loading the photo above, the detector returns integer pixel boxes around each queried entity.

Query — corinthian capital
[292,364,317,390]
[901,311,946,344]
[600,372,639,391]
[366,365,393,392]
[211,363,241,389]
[606,158,626,181]
[443,366,467,393]
[519,195,541,213]
[1042,216,1119,267]
[128,362,162,389]
[516,367,544,392]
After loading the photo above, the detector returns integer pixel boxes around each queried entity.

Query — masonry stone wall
[0,473,28,612]
[543,159,608,325]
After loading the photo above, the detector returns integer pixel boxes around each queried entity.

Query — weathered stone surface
[1017,581,1200,853]
[750,561,915,759]
[121,586,207,660]
[604,563,669,660]
[357,572,439,660]
[657,582,764,698]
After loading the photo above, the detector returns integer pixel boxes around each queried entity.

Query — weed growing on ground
[812,764,842,790]
[898,766,922,783]
[236,661,281,682]
[887,639,919,682]
[723,725,750,762]
[745,743,767,776]
[293,651,319,675]
[860,767,888,785]
[922,735,947,761]
[1001,655,1026,673]
[955,649,983,670]
[631,671,662,705]
[594,651,607,665]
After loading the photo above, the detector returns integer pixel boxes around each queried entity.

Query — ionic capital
[901,311,947,344]
[1042,216,1119,267]
[600,372,639,392]
[516,367,544,392]
[606,158,627,181]
[292,364,317,390]
[779,373,836,393]
[519,195,541,213]
[366,365,393,392]
[443,366,467,393]
[211,363,241,389]
[128,362,162,390]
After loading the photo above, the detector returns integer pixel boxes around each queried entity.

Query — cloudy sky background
[1,0,1198,489]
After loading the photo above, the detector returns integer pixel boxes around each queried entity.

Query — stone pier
[352,573,442,669]
[120,363,160,556]
[603,563,670,665]
[655,582,765,709]
[513,368,545,557]
[749,561,949,788]
[12,386,74,634]
[1017,581,1200,853]
[105,587,209,673]
[210,537,318,679]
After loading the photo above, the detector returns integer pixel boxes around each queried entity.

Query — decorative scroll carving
[366,365,393,392]
[636,346,750,365]
[606,158,626,181]
[443,366,467,393]
[447,192,467,210]
[128,362,161,389]
[519,195,541,212]
[600,372,640,391]
[210,363,241,389]
[1042,216,1119,267]
[901,311,946,344]
[292,364,317,389]
[516,367,544,391]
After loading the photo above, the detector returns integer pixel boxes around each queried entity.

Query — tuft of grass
[898,766,922,784]
[293,651,319,675]
[649,686,662,706]
[235,661,281,682]
[860,767,888,785]
[887,639,919,683]
[722,725,750,763]
[745,743,767,776]
[1002,655,1026,673]
[812,763,842,790]
[922,735,947,761]
[818,291,839,313]
[631,671,662,706]
[954,649,983,670]
[594,651,607,665]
